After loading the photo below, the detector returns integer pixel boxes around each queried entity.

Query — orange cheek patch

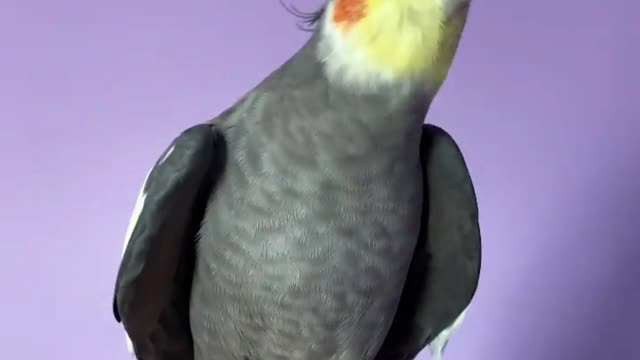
[332,0,367,29]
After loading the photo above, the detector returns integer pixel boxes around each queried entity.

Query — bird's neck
[269,32,429,156]
[316,0,469,93]
[253,0,471,156]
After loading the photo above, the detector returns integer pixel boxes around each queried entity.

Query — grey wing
[375,124,482,360]
[112,123,227,360]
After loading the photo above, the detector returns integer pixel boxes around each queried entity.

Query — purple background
[1,0,638,359]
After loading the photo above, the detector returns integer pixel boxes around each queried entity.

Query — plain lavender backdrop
[1,0,638,359]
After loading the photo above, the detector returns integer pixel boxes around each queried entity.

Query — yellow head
[316,0,471,92]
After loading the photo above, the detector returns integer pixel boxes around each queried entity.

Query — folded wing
[375,123,482,360]
[113,123,227,359]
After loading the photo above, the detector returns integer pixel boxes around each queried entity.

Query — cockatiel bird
[112,0,481,359]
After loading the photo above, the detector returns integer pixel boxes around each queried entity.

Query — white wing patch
[122,170,151,256]
[428,306,468,360]
[121,169,150,355]
[159,145,175,165]
[120,146,174,355]
[125,336,135,356]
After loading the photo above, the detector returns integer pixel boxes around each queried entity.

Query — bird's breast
[191,115,423,358]
[201,133,422,303]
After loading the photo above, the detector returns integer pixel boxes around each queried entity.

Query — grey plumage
[114,5,481,360]
[191,39,428,360]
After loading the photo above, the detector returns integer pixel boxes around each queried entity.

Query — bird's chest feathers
[225,133,423,248]
[218,162,422,283]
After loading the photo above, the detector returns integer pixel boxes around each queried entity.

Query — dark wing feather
[113,123,226,359]
[375,123,482,360]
